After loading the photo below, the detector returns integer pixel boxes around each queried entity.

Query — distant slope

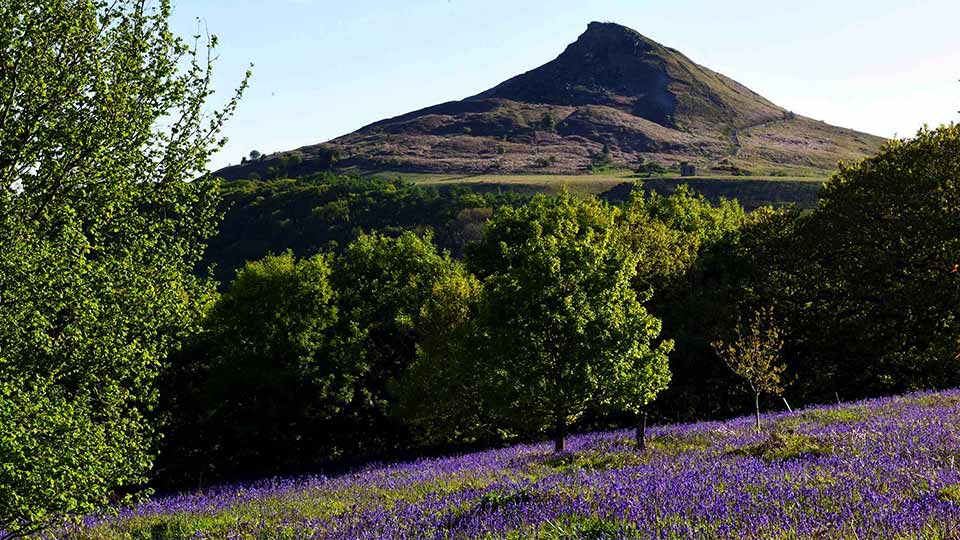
[214,22,886,182]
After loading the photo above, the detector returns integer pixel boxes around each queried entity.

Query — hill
[202,175,531,283]
[69,389,960,538]
[214,22,886,182]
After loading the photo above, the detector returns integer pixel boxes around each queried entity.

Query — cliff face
[214,22,886,180]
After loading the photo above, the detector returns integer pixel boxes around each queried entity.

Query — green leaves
[469,192,673,450]
[169,252,354,480]
[713,306,786,398]
[162,233,470,484]
[332,232,466,450]
[0,0,247,532]
[779,125,960,399]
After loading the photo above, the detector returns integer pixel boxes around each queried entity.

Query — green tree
[469,193,673,452]
[712,307,787,433]
[0,0,248,533]
[616,187,749,423]
[788,125,960,397]
[616,186,742,444]
[394,265,503,446]
[620,185,745,295]
[166,253,358,481]
[249,150,263,160]
[333,231,463,453]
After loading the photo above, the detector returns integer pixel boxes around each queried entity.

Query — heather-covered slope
[215,22,886,181]
[65,390,960,539]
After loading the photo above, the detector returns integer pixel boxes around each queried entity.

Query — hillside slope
[72,390,960,539]
[215,22,886,181]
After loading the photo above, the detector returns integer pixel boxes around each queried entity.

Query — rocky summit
[215,22,886,180]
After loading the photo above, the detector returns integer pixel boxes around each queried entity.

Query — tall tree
[0,0,247,533]
[469,193,673,453]
[332,231,463,453]
[618,186,749,423]
[394,264,501,446]
[161,253,357,483]
[791,125,960,397]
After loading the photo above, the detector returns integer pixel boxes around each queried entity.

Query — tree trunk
[755,392,761,433]
[635,410,647,452]
[554,416,566,453]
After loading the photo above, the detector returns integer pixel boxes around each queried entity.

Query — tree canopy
[160,253,355,481]
[0,0,247,532]
[791,125,960,396]
[468,192,673,452]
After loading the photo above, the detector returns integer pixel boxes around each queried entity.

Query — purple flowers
[57,390,960,539]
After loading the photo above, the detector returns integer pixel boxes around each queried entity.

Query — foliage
[154,122,960,488]
[712,306,786,398]
[688,125,960,412]
[204,174,529,283]
[607,187,751,425]
[0,0,247,533]
[787,125,960,396]
[713,307,787,432]
[620,185,745,294]
[160,233,466,487]
[608,177,823,211]
[393,266,504,446]
[468,192,673,452]
[331,232,465,455]
[159,253,358,483]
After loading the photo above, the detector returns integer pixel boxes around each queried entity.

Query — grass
[778,405,873,429]
[358,169,829,208]
[729,430,833,462]
[541,451,646,472]
[501,516,637,540]
[365,169,638,197]
[939,485,960,504]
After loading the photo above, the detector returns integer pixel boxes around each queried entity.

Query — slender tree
[712,307,787,433]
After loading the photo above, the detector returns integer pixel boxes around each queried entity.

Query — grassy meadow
[359,169,828,208]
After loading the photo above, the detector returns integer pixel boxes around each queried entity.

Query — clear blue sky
[170,0,960,170]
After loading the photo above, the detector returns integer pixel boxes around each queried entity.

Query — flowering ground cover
[53,390,960,539]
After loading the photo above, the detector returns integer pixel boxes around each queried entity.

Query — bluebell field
[51,390,960,539]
